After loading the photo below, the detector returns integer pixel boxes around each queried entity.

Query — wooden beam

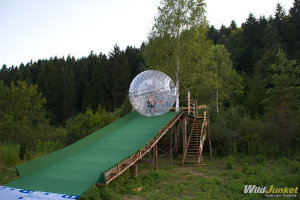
[154,144,158,170]
[195,100,198,116]
[174,121,179,156]
[206,109,212,160]
[182,117,187,153]
[193,102,196,117]
[130,163,138,177]
[188,91,191,114]
[171,105,208,111]
[148,150,152,169]
[198,105,207,110]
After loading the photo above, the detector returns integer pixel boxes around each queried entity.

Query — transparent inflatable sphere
[129,70,176,117]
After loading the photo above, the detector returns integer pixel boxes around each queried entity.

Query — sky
[0,0,294,67]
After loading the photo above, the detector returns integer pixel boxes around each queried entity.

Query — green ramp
[6,111,179,196]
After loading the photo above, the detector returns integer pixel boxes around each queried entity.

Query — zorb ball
[129,70,176,117]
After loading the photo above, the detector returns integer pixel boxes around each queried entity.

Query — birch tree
[144,0,208,111]
[212,45,242,116]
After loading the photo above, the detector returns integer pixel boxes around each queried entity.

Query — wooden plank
[188,91,191,114]
[174,121,179,156]
[171,105,207,111]
[182,117,187,153]
[195,100,198,116]
[148,150,152,169]
[154,144,158,170]
[198,105,208,110]
[130,163,138,177]
[206,109,212,160]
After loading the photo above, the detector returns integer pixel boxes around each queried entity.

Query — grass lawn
[0,166,17,186]
[81,154,300,200]
[1,154,299,200]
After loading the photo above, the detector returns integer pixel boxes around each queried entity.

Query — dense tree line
[207,1,300,155]
[0,45,145,125]
[0,0,299,159]
[0,45,143,162]
[207,2,300,73]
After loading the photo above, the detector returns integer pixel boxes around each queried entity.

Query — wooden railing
[103,111,183,184]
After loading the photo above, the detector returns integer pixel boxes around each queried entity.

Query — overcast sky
[0,0,294,67]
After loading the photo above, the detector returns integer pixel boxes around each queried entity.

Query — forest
[0,0,299,181]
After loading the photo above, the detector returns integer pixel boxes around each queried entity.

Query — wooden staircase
[172,91,211,164]
[182,115,207,165]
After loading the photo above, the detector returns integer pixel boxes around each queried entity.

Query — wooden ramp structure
[6,111,183,196]
[4,92,211,199]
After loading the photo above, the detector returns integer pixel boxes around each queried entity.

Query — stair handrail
[198,119,207,164]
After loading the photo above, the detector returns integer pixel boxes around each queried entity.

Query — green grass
[0,166,17,185]
[0,141,63,185]
[79,154,300,200]
[0,144,20,167]
[1,154,299,199]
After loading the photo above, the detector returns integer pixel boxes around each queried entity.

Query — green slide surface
[6,111,179,195]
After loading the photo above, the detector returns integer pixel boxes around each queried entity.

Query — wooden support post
[130,163,138,177]
[174,121,179,156]
[148,150,152,169]
[170,126,173,165]
[206,109,213,160]
[182,117,187,154]
[193,102,196,117]
[154,144,158,170]
[199,146,204,164]
[188,91,191,114]
[195,100,198,116]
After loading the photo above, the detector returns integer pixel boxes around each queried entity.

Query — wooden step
[183,115,207,165]
[186,155,199,158]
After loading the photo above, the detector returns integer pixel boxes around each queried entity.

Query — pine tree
[108,45,130,110]
[264,49,300,150]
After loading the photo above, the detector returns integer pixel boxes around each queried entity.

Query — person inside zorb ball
[129,70,176,117]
